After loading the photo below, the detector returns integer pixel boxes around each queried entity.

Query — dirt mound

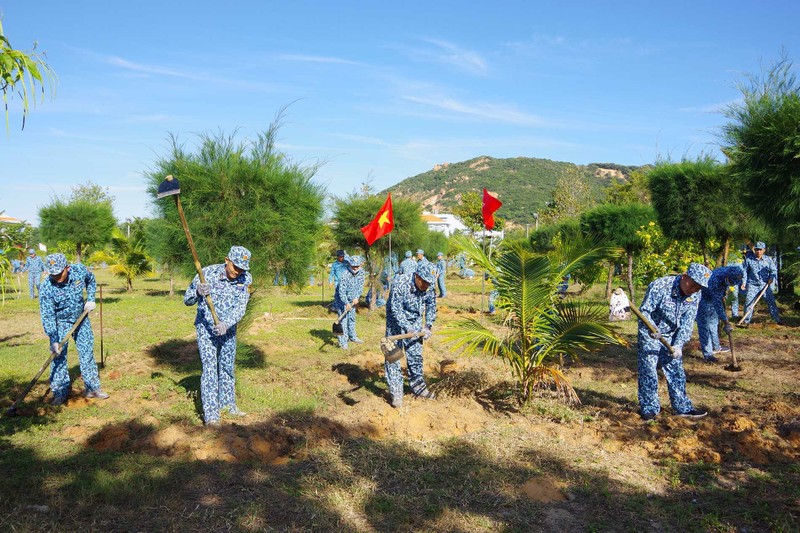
[68,417,300,464]
[637,412,800,465]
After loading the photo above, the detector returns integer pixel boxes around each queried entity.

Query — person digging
[384,259,438,408]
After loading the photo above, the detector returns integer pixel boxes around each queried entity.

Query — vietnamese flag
[361,193,394,245]
[482,188,502,230]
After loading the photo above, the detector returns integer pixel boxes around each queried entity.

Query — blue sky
[2,1,799,224]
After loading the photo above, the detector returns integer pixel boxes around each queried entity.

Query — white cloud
[401,94,546,126]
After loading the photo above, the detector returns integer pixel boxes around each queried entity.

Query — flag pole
[481,229,486,315]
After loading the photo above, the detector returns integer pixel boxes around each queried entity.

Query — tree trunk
[700,239,710,268]
[605,262,614,299]
[716,237,731,267]
[169,270,174,297]
[626,252,635,302]
[76,242,83,264]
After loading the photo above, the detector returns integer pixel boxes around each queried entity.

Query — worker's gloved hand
[51,342,61,354]
[723,322,734,334]
[422,326,432,340]
[83,301,96,312]
[213,322,228,336]
[196,283,211,297]
[648,331,662,341]
[671,346,683,359]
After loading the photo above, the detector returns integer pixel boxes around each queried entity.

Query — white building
[421,212,470,237]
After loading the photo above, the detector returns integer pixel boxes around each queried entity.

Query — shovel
[6,309,91,416]
[736,282,770,326]
[381,332,425,363]
[628,298,677,356]
[332,303,352,335]
[723,326,742,372]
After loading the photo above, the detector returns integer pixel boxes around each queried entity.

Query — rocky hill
[384,156,641,225]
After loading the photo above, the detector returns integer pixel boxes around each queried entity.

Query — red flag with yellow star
[361,193,394,245]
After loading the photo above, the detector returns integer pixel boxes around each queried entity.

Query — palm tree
[88,229,153,292]
[442,234,626,406]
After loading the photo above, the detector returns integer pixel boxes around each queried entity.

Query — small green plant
[442,233,626,405]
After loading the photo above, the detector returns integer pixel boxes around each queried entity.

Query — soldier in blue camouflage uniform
[184,246,253,426]
[435,252,447,298]
[39,253,106,405]
[384,259,438,408]
[696,265,743,362]
[740,242,782,326]
[328,249,350,308]
[398,250,416,275]
[24,248,45,298]
[335,255,366,349]
[637,263,711,420]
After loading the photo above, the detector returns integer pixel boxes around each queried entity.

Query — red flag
[482,188,502,230]
[361,193,394,245]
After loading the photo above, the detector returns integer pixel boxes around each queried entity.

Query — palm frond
[529,365,581,405]
[440,318,505,357]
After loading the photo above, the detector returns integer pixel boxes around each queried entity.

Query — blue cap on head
[721,265,744,285]
[687,262,711,288]
[28,248,36,254]
[405,250,412,258]
[349,255,363,267]
[336,249,345,257]
[437,252,443,257]
[416,249,425,255]
[754,241,766,250]
[45,253,68,275]
[227,246,251,271]
[415,259,437,284]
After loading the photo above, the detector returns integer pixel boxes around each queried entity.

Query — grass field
[1,269,799,532]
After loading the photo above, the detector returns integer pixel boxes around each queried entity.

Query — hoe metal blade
[157,175,181,198]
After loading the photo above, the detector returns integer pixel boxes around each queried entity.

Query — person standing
[184,246,253,426]
[415,249,425,262]
[24,248,45,299]
[335,255,366,349]
[696,266,743,362]
[384,259,438,407]
[398,250,416,275]
[637,263,711,420]
[328,249,350,308]
[39,253,107,405]
[740,241,782,326]
[435,252,447,298]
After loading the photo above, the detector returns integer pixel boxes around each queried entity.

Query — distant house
[0,215,23,224]
[421,212,470,237]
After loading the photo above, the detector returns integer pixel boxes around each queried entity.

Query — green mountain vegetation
[384,156,642,225]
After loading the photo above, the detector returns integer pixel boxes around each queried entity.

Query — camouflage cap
[227,246,252,271]
[404,250,412,258]
[335,249,345,257]
[28,248,36,254]
[436,252,443,257]
[415,259,437,284]
[349,255,363,267]
[686,262,711,288]
[45,253,68,275]
[754,241,766,250]
[415,249,425,255]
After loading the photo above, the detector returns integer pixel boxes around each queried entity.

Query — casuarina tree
[38,194,116,263]
[648,157,746,267]
[580,203,655,299]
[145,119,326,291]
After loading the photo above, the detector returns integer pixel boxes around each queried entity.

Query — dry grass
[0,271,798,531]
